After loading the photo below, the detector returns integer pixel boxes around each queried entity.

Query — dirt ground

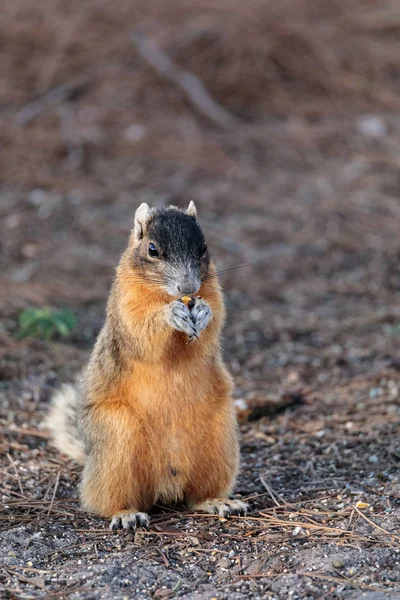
[1,1,400,598]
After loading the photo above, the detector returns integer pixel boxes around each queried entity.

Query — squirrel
[45,202,248,530]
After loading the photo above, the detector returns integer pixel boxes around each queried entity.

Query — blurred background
[1,1,400,597]
[2,0,400,389]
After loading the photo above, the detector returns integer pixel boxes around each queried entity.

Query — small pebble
[357,115,387,139]
[124,124,146,142]
[332,558,345,569]
[28,188,49,206]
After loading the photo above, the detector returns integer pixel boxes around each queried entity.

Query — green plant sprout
[17,307,76,341]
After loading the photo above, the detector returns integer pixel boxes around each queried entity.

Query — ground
[1,1,400,599]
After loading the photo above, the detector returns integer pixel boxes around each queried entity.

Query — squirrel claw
[187,331,199,344]
[176,296,212,338]
[110,511,150,531]
[191,297,213,333]
[192,499,249,519]
[168,300,198,338]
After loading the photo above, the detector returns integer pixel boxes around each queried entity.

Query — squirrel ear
[187,201,197,219]
[134,203,151,241]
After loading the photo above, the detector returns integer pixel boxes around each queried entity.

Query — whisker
[122,260,267,287]
[204,260,265,279]
[122,275,166,284]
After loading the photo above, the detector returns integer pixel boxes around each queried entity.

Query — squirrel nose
[178,282,199,295]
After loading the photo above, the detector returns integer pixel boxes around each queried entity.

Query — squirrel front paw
[167,300,198,339]
[191,297,213,332]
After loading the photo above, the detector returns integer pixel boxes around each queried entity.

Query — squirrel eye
[148,243,159,258]
[202,244,208,256]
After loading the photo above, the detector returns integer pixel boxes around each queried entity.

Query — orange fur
[80,248,240,520]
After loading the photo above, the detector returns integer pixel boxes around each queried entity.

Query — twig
[6,426,51,439]
[158,547,170,568]
[2,566,46,590]
[260,476,285,507]
[132,32,241,130]
[299,570,398,593]
[42,541,96,558]
[5,565,54,575]
[354,506,400,542]
[237,572,275,580]
[256,512,389,543]
[47,470,61,516]
[16,76,88,127]
[7,453,24,496]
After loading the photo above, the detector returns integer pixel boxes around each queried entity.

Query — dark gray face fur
[136,208,209,296]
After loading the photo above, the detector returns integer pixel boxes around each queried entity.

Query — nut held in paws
[179,295,196,310]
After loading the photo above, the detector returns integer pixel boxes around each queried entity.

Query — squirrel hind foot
[110,511,150,531]
[193,498,248,518]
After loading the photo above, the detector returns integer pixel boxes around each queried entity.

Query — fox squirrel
[45,202,247,529]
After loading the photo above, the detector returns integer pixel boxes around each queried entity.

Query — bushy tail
[44,382,86,465]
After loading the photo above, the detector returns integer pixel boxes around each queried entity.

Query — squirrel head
[127,202,210,297]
